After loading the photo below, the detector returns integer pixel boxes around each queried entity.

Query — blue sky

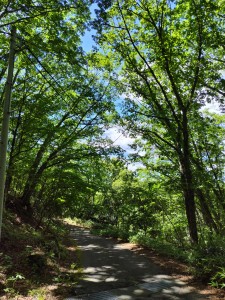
[82,28,96,52]
[81,3,97,52]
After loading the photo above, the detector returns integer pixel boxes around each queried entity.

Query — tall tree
[0,0,120,222]
[94,0,224,243]
[0,26,16,241]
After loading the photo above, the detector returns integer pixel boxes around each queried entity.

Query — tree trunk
[21,146,60,208]
[181,173,198,243]
[180,110,198,244]
[196,188,218,233]
[20,161,48,211]
[0,26,16,241]
[5,97,24,200]
[20,112,70,209]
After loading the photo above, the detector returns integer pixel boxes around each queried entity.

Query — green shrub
[188,235,225,283]
[210,268,225,289]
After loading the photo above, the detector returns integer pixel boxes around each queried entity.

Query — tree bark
[180,111,198,244]
[0,26,16,241]
[196,188,218,233]
[20,112,70,209]
[5,97,24,199]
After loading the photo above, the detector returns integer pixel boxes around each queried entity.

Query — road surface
[67,226,208,299]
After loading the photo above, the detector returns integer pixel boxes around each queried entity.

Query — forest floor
[0,215,225,299]
[0,213,83,299]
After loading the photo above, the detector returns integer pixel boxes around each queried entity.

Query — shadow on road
[67,226,209,299]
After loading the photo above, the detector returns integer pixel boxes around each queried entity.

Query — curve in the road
[67,226,207,300]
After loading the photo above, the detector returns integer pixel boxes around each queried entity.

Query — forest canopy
[1,0,225,288]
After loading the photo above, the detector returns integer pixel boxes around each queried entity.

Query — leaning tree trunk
[196,189,218,233]
[21,160,49,211]
[20,112,70,209]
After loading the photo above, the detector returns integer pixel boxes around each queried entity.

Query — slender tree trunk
[21,146,60,208]
[190,155,221,222]
[5,98,24,200]
[20,112,70,208]
[0,26,16,241]
[21,161,48,211]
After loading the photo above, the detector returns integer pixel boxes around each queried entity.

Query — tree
[0,26,16,241]
[0,0,120,223]
[94,0,224,243]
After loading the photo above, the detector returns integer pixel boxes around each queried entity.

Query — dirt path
[66,226,217,299]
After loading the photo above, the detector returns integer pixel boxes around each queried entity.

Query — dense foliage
[0,0,119,220]
[1,0,225,290]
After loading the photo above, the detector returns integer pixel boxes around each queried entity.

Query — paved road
[67,226,207,299]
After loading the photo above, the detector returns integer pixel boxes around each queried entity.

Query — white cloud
[103,126,136,154]
[201,100,221,114]
[121,92,143,105]
[127,162,144,171]
[103,126,145,171]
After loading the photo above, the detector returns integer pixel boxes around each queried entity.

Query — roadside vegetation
[0,213,82,299]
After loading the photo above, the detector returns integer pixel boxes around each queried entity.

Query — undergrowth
[0,212,82,299]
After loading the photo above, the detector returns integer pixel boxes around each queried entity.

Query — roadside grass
[0,213,83,299]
